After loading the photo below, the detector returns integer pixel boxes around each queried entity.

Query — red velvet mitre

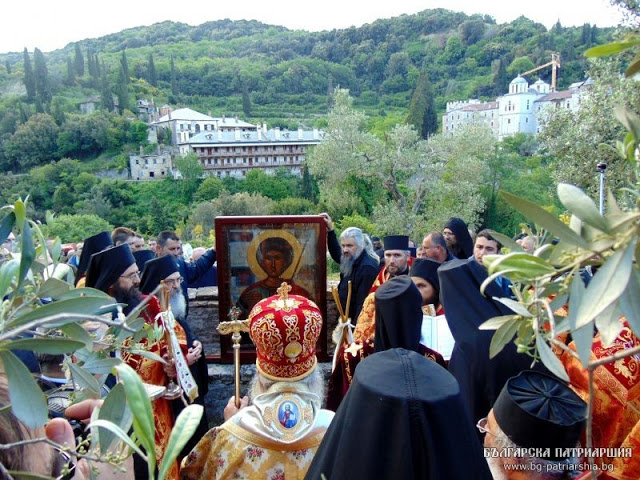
[248,282,323,382]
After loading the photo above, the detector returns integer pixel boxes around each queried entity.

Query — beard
[340,248,362,277]
[169,288,187,320]
[485,457,509,480]
[112,283,143,315]
[340,254,355,277]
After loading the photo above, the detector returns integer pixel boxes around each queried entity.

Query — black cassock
[306,348,491,480]
[438,258,548,427]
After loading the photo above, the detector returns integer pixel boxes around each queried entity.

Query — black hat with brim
[84,244,136,293]
[140,254,179,295]
[75,231,113,284]
[493,370,587,460]
[383,235,409,251]
[133,249,156,274]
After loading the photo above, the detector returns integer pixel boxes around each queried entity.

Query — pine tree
[148,53,157,87]
[117,63,129,113]
[23,48,35,100]
[33,48,52,105]
[65,57,75,86]
[101,73,114,112]
[170,55,178,97]
[74,44,84,76]
[406,71,437,139]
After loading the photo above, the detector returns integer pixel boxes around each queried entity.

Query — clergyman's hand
[223,395,249,421]
[320,212,334,232]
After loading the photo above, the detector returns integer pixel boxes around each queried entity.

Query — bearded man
[323,213,380,325]
[139,254,210,464]
[181,284,334,479]
[85,244,180,480]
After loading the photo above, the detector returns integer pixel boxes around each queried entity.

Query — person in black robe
[74,231,112,286]
[133,249,155,274]
[139,255,210,462]
[443,217,474,259]
[438,258,548,432]
[373,276,422,354]
[306,348,492,480]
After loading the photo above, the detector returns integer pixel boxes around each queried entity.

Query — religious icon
[278,401,299,429]
[236,231,311,318]
[215,215,328,363]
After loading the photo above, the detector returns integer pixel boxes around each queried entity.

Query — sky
[1,0,628,54]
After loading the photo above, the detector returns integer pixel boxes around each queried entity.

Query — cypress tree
[170,55,178,97]
[74,43,84,76]
[23,48,36,100]
[5,60,11,75]
[18,103,29,124]
[66,57,75,86]
[34,48,52,105]
[326,74,334,109]
[148,53,157,87]
[242,84,251,117]
[101,73,114,112]
[117,63,129,113]
[120,50,129,84]
[406,71,437,139]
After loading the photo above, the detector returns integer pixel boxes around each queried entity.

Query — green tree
[3,113,59,171]
[117,63,129,114]
[508,56,536,77]
[46,213,114,242]
[101,73,114,112]
[120,50,129,83]
[242,84,251,117]
[194,177,224,201]
[170,55,178,98]
[65,57,75,86]
[174,152,204,200]
[74,43,84,76]
[148,53,157,87]
[33,48,52,105]
[406,71,438,139]
[269,197,317,215]
[22,48,35,100]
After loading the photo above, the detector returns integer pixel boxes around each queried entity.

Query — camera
[596,162,607,172]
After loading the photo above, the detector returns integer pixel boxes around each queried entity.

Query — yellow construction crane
[521,53,561,91]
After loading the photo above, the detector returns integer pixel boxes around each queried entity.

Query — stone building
[129,146,174,180]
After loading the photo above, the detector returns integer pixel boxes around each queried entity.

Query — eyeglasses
[476,417,493,436]
[164,276,183,286]
[120,270,140,280]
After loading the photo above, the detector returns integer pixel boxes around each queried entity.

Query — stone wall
[187,286,339,427]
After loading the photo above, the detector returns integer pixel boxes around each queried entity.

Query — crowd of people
[0,214,638,479]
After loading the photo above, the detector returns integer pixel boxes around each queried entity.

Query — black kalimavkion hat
[140,254,179,295]
[133,249,156,274]
[383,235,409,251]
[493,370,587,460]
[84,244,136,293]
[75,231,113,285]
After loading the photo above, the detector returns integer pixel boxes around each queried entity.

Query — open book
[420,315,455,361]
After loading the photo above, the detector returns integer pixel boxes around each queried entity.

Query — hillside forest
[0,8,636,243]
